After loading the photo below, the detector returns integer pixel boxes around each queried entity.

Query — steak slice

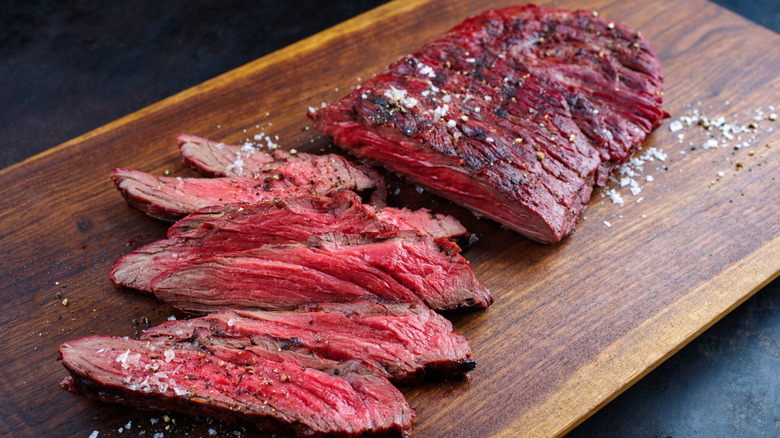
[310,4,666,243]
[177,134,388,206]
[151,232,492,313]
[111,192,466,292]
[167,194,466,239]
[141,301,475,384]
[60,336,413,437]
[112,148,383,221]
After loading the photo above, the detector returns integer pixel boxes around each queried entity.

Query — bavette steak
[166,193,466,239]
[60,336,414,437]
[111,191,466,292]
[150,232,492,313]
[177,134,388,206]
[112,145,384,221]
[310,4,667,243]
[141,300,475,384]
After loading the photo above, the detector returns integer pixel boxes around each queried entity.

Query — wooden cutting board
[1,0,778,436]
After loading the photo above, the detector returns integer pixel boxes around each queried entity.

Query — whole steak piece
[60,336,414,437]
[310,4,666,243]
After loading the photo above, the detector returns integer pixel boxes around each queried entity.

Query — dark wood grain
[1,0,779,437]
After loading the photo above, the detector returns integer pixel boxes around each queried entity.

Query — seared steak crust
[310,4,666,243]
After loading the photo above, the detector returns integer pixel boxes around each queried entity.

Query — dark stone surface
[1,1,778,437]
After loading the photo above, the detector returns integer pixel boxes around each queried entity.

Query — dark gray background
[2,1,779,436]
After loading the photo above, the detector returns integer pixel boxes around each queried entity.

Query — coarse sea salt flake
[603,221,612,227]
[164,349,175,363]
[703,139,719,149]
[89,431,99,438]
[605,189,624,206]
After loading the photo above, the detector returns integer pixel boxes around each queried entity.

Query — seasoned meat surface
[311,4,666,243]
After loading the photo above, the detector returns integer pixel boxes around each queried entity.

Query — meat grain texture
[141,301,476,384]
[311,4,667,243]
[150,232,491,313]
[110,191,466,292]
[112,136,385,221]
[61,336,414,437]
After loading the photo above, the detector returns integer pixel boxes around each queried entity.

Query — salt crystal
[703,139,719,149]
[717,171,725,177]
[603,221,612,227]
[605,189,624,206]
[89,432,99,438]
[646,175,654,182]
[669,120,683,132]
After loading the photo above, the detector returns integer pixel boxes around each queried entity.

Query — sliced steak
[177,134,275,177]
[142,301,475,384]
[310,4,666,243]
[112,147,383,221]
[369,205,467,242]
[151,232,492,313]
[177,134,388,205]
[60,336,413,437]
[111,192,465,292]
[167,193,465,239]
